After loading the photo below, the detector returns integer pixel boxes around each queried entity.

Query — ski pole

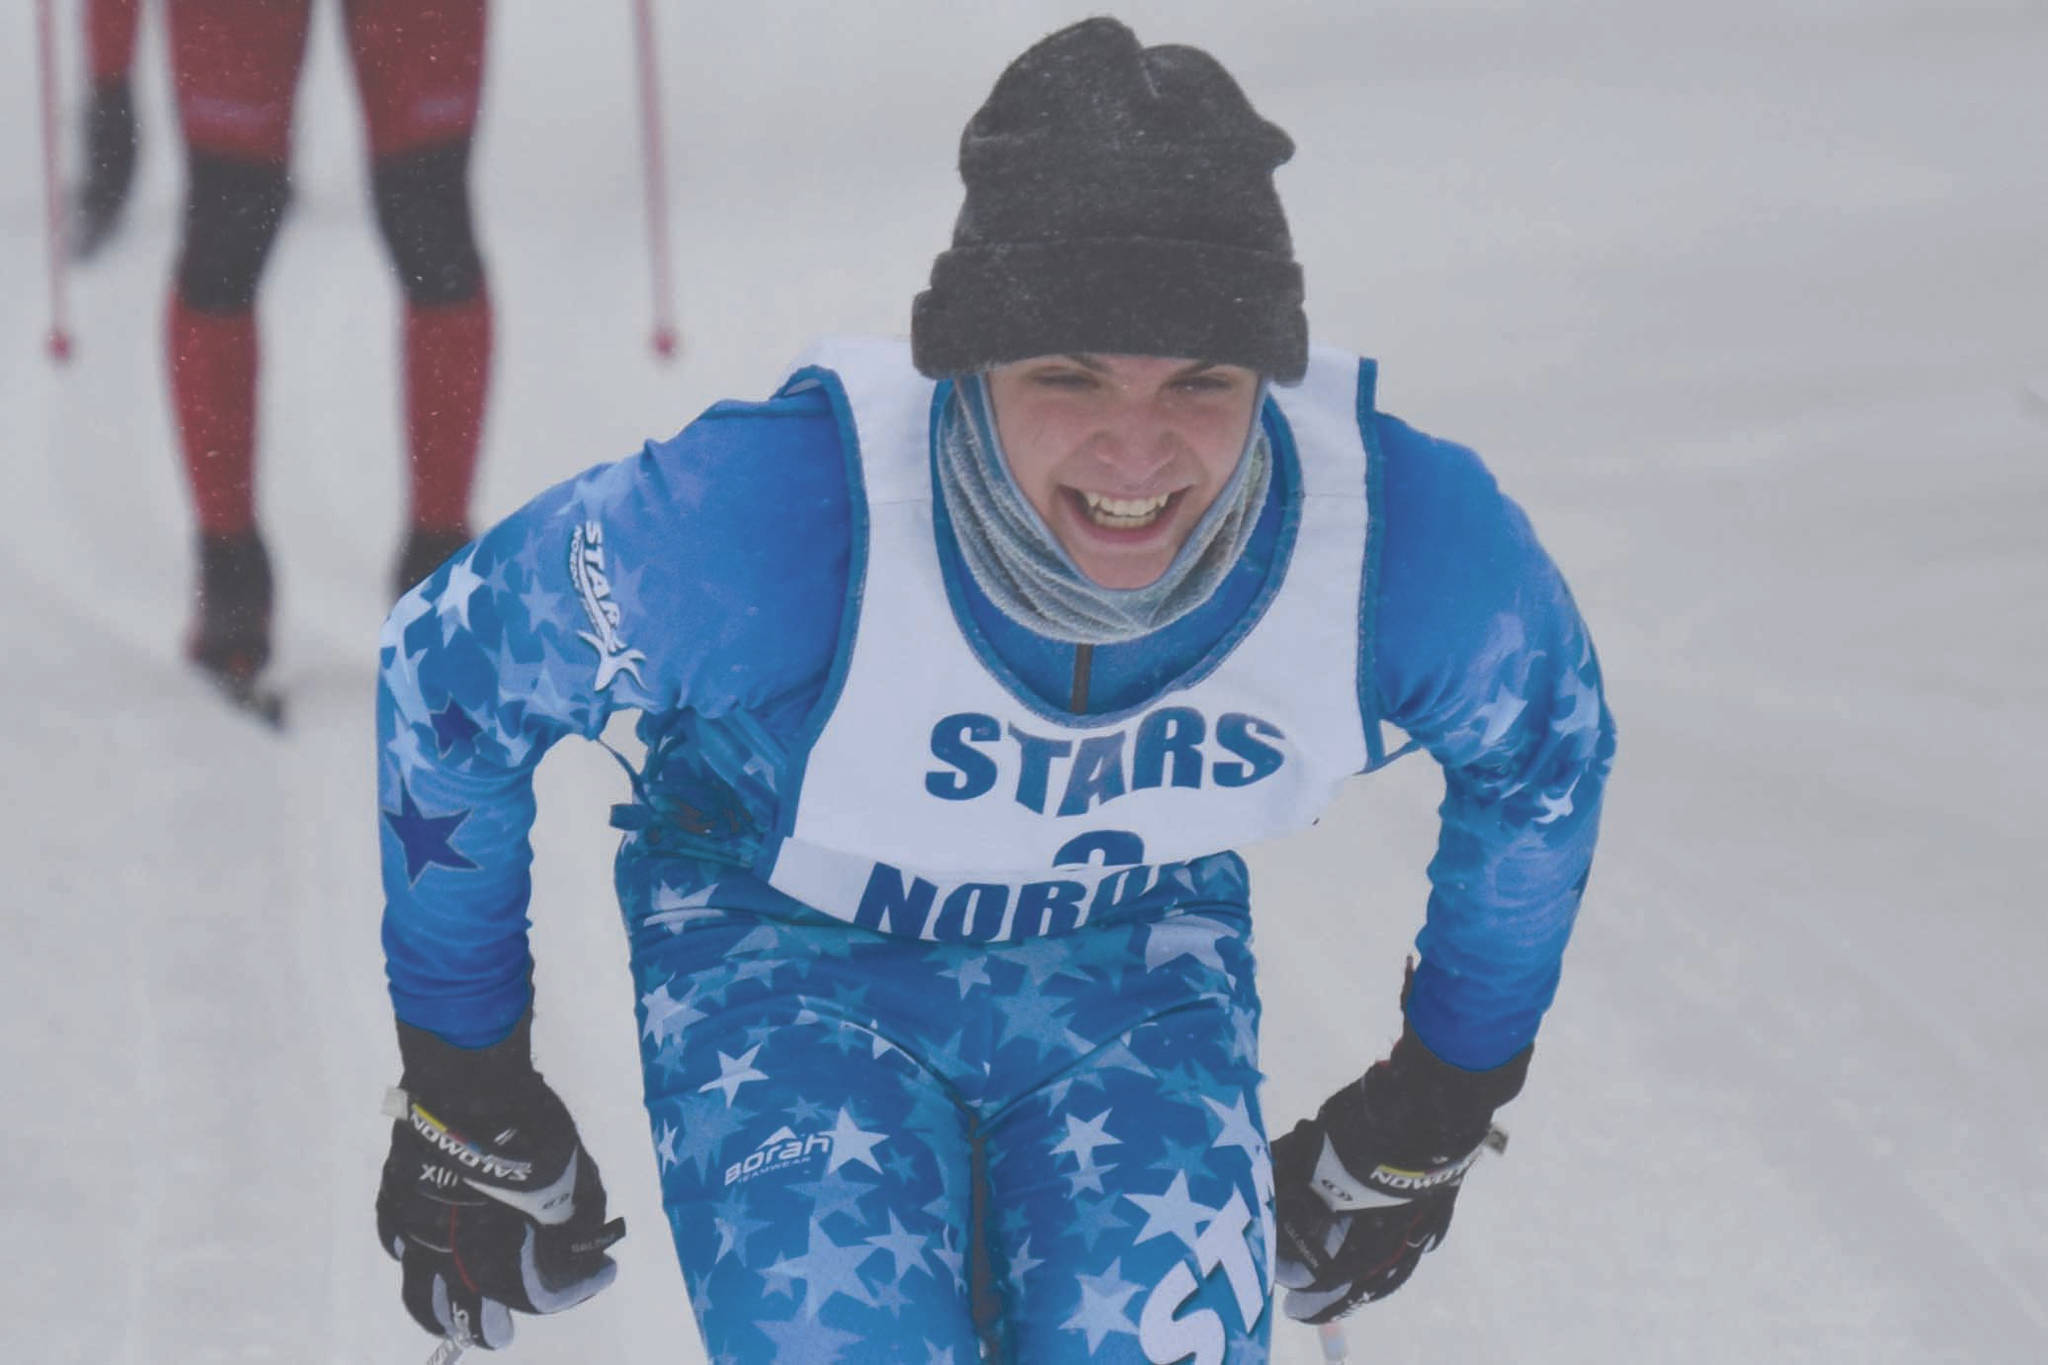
[631,0,679,360]
[34,0,74,362]
[425,1336,468,1365]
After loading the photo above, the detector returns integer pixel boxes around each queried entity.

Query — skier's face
[986,354,1261,590]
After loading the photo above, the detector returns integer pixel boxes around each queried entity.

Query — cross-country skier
[374,18,1615,1361]
[166,0,495,712]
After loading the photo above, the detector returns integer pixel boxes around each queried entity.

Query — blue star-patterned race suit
[377,346,1614,1363]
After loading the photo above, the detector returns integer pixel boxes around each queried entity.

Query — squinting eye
[1034,371,1095,390]
[1175,374,1235,393]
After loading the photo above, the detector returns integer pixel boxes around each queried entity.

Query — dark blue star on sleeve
[429,701,483,755]
[383,783,480,884]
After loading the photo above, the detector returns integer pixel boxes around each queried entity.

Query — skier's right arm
[374,386,854,1348]
[375,459,653,1050]
[373,457,661,1350]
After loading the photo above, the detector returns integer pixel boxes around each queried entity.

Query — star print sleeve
[378,391,855,1047]
[377,455,667,1047]
[1369,416,1617,1072]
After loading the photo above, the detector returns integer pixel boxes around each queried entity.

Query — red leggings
[165,0,490,538]
[168,0,484,162]
[85,0,140,86]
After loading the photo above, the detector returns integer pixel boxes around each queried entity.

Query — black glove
[377,1013,626,1350]
[1272,1021,1527,1323]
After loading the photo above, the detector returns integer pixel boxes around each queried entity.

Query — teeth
[1080,491,1171,528]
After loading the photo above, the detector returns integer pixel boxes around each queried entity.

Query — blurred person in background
[372,17,1614,1361]
[149,0,495,713]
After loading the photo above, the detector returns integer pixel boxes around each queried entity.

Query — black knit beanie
[911,17,1307,382]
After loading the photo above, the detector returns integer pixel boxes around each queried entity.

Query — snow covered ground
[4,2,2044,1361]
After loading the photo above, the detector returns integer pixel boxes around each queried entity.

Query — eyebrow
[1058,353,1226,379]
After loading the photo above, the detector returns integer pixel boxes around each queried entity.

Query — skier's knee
[372,140,484,306]
[176,153,291,312]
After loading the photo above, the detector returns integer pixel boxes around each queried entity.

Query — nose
[1087,407,1179,488]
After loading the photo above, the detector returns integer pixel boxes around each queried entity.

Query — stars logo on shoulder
[568,519,646,691]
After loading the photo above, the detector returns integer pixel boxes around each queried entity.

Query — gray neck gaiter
[935,374,1272,647]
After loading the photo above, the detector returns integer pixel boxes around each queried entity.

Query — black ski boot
[187,530,283,726]
[72,78,138,262]
[392,524,473,602]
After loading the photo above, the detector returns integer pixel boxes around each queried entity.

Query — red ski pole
[35,0,74,362]
[632,0,679,360]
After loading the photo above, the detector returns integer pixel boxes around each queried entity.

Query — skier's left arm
[1272,417,1615,1321]
[1373,423,1615,1072]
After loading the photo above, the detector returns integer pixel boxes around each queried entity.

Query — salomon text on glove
[376,1012,626,1350]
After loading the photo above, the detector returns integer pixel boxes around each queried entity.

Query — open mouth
[1070,488,1180,531]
